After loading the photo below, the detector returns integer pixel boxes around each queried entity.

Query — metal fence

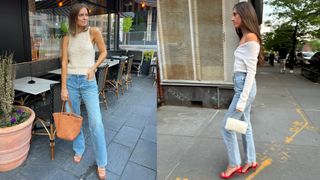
[120,31,157,45]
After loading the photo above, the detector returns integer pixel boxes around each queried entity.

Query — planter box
[141,60,151,76]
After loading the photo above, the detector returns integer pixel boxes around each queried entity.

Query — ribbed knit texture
[67,27,95,75]
[233,41,260,111]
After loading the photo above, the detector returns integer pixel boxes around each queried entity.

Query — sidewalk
[0,75,156,180]
[157,64,320,180]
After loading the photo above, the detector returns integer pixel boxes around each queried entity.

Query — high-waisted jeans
[66,74,108,167]
[221,72,257,167]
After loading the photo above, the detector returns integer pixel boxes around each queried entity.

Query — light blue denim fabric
[66,74,108,167]
[221,72,257,167]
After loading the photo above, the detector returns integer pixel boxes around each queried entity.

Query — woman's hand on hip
[61,88,69,101]
[236,109,243,112]
[86,68,95,80]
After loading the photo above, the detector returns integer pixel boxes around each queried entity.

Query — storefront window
[29,1,68,61]
[89,14,109,50]
[28,1,117,60]
[109,13,117,50]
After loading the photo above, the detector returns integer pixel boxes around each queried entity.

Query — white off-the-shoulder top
[233,41,260,111]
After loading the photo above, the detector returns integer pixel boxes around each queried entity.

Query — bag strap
[230,110,244,120]
[61,99,73,113]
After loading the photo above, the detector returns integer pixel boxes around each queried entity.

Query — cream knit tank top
[67,27,95,75]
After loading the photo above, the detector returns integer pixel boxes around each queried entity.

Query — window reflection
[28,0,117,61]
[29,11,67,61]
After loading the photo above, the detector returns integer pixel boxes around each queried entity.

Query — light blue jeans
[66,74,108,168]
[221,72,257,167]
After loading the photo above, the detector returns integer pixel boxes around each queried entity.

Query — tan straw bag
[53,100,83,141]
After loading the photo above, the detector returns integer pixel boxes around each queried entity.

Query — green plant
[122,17,134,44]
[143,50,154,62]
[60,21,69,34]
[122,17,133,33]
[0,53,30,128]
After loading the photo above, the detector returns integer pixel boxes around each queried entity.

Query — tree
[309,39,320,51]
[265,0,320,52]
[263,24,295,52]
[122,17,133,44]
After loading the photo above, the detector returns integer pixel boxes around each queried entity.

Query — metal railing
[120,31,157,45]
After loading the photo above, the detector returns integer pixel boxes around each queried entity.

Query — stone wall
[158,0,234,82]
[158,0,240,108]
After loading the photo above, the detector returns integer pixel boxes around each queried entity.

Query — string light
[141,0,146,8]
[58,1,63,7]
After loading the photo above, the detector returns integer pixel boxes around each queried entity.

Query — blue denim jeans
[66,74,108,167]
[221,72,257,167]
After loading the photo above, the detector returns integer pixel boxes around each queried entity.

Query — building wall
[158,0,240,108]
[158,0,226,82]
[0,0,31,62]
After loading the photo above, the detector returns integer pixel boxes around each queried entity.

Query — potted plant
[141,50,154,75]
[122,17,133,45]
[0,52,35,172]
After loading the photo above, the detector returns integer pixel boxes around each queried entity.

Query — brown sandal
[96,167,106,180]
[73,155,82,164]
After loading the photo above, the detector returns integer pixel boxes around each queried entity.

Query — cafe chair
[96,64,109,109]
[128,50,143,77]
[106,60,125,98]
[150,57,158,86]
[123,55,134,90]
[32,83,62,160]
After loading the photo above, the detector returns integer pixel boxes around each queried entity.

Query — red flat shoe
[220,166,242,179]
[240,163,258,174]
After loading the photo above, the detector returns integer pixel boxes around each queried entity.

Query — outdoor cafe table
[48,59,119,75]
[111,55,128,61]
[14,76,59,95]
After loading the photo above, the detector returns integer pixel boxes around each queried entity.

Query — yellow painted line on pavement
[285,108,309,144]
[175,177,189,180]
[245,158,272,180]
[248,108,310,179]
[174,109,313,180]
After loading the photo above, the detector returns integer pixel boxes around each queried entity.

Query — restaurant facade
[0,0,157,63]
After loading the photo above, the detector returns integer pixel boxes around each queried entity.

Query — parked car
[302,52,320,71]
[302,51,315,60]
[298,52,315,65]
[310,52,320,71]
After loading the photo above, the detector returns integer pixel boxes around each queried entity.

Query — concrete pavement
[157,64,320,180]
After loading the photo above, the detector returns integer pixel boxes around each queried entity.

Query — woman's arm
[61,35,69,101]
[236,33,259,112]
[87,27,107,80]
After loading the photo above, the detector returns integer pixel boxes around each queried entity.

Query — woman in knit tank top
[220,2,264,179]
[61,3,107,180]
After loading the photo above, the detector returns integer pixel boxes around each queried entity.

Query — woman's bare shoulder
[90,27,101,35]
[245,33,258,43]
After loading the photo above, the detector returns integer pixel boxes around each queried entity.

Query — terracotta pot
[0,106,35,172]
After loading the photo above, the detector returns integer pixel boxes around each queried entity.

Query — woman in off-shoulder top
[220,2,264,179]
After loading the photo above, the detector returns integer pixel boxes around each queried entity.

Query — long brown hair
[234,2,264,66]
[68,3,89,36]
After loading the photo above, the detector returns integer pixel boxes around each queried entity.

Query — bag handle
[229,110,244,120]
[61,99,73,113]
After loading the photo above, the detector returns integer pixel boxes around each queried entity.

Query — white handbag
[225,117,248,134]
